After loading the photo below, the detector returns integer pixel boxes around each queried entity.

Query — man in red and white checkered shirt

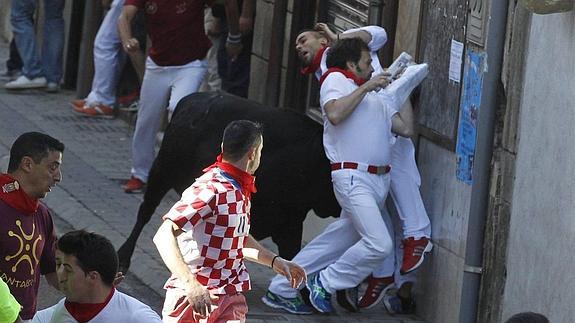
[153,120,306,323]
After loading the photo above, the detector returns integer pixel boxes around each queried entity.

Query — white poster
[449,39,464,83]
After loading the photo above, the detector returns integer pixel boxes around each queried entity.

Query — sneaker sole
[401,240,434,275]
[261,296,313,315]
[72,108,115,119]
[359,283,394,310]
[5,84,47,90]
[383,296,398,315]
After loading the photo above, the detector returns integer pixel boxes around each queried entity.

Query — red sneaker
[70,99,86,109]
[123,176,146,193]
[117,88,140,106]
[73,104,115,118]
[358,275,394,309]
[400,237,433,275]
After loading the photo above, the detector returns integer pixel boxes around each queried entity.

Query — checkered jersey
[163,167,252,295]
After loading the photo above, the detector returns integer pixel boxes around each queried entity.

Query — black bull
[117,91,341,272]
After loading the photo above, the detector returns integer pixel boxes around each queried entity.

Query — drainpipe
[459,1,509,322]
[368,0,383,25]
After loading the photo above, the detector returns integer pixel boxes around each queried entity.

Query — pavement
[0,40,424,323]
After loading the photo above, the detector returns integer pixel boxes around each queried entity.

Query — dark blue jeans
[11,0,65,82]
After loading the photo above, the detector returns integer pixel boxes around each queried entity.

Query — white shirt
[31,290,162,323]
[320,72,396,166]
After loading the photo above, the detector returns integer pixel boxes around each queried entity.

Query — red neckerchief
[300,46,327,75]
[319,67,366,87]
[203,154,257,199]
[65,288,115,323]
[0,174,39,215]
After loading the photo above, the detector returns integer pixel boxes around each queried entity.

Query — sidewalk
[0,41,424,323]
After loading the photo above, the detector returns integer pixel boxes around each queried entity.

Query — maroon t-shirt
[0,200,57,320]
[125,0,214,66]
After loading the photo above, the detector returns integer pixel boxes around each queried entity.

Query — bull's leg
[271,218,304,260]
[117,167,172,273]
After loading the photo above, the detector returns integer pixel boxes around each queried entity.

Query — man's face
[295,31,326,66]
[56,250,92,302]
[27,150,62,199]
[350,50,374,81]
[247,136,263,174]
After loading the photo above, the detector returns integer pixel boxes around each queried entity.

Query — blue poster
[456,49,485,185]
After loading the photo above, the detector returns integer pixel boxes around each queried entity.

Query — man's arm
[118,5,140,53]
[391,99,415,138]
[243,235,306,289]
[224,0,242,59]
[315,23,386,50]
[153,220,214,318]
[323,74,390,125]
[239,0,255,34]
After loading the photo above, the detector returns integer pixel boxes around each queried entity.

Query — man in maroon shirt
[0,132,63,321]
[118,0,244,194]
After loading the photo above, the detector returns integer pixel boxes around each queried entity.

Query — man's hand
[123,38,140,53]
[314,23,337,43]
[225,41,243,61]
[272,257,307,289]
[363,73,392,92]
[113,272,125,286]
[185,280,217,318]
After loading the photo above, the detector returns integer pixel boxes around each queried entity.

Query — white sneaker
[5,75,47,90]
[46,82,60,93]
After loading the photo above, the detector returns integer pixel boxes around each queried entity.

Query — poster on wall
[455,48,486,185]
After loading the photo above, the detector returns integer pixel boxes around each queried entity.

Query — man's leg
[130,61,171,184]
[268,213,360,298]
[359,205,396,309]
[167,60,208,116]
[41,0,65,84]
[6,38,23,73]
[390,137,432,274]
[306,171,392,313]
[86,0,127,106]
[319,171,393,293]
[10,0,43,79]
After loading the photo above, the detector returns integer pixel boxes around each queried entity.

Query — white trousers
[86,0,125,106]
[131,57,207,182]
[270,169,393,297]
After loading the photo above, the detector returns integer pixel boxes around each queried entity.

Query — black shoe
[336,286,359,312]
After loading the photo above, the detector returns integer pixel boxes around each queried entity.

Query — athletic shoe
[336,286,359,312]
[70,99,86,109]
[358,275,394,309]
[73,104,115,118]
[117,88,140,106]
[5,76,47,89]
[123,176,146,193]
[118,99,139,112]
[306,273,333,313]
[46,82,60,93]
[383,289,416,314]
[400,237,433,274]
[261,290,314,315]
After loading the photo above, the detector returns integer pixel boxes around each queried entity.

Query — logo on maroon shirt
[145,1,158,14]
[175,1,189,14]
[4,220,41,275]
